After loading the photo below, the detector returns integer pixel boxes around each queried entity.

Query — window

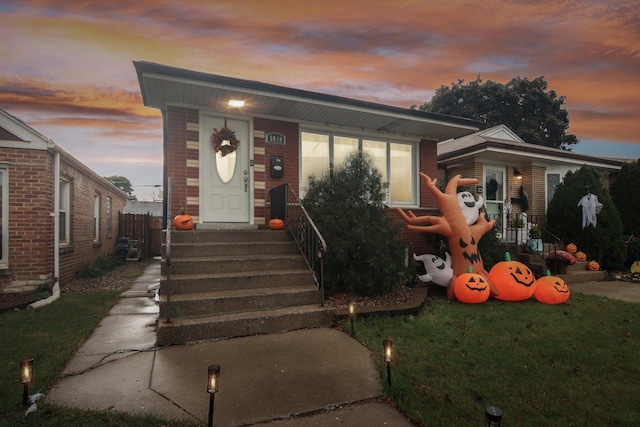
[301,131,416,205]
[59,179,70,243]
[93,194,100,241]
[0,166,7,267]
[106,196,112,239]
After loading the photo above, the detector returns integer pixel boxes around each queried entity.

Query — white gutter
[29,148,60,309]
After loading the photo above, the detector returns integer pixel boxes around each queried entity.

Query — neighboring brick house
[0,109,128,295]
[437,124,625,241]
[134,61,486,256]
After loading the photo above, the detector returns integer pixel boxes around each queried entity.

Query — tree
[546,165,625,270]
[303,152,407,296]
[609,159,640,266]
[105,175,134,198]
[420,75,579,150]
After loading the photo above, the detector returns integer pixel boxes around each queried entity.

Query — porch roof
[133,61,484,141]
[438,125,625,171]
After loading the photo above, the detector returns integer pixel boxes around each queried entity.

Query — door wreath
[211,122,240,157]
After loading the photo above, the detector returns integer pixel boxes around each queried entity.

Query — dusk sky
[1,0,639,200]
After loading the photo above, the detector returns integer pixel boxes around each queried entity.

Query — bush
[79,253,124,278]
[610,159,640,266]
[303,152,407,296]
[546,165,625,270]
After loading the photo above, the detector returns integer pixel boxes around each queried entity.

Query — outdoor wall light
[20,357,34,406]
[228,99,245,108]
[348,301,356,336]
[485,405,502,426]
[513,167,522,180]
[207,364,221,427]
[383,339,393,387]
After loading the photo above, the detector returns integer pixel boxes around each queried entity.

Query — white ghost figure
[457,191,484,225]
[413,252,453,287]
[577,192,603,229]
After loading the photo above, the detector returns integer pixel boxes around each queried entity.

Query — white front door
[200,115,250,223]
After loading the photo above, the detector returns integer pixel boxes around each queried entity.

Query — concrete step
[162,254,308,275]
[165,240,299,258]
[157,304,335,345]
[167,229,292,244]
[558,270,607,284]
[159,285,320,317]
[161,270,316,294]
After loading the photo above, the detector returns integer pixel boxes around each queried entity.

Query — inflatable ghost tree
[398,173,498,300]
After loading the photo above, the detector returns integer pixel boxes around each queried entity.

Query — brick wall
[0,147,127,293]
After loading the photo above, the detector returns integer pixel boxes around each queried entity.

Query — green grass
[0,290,198,426]
[350,294,640,426]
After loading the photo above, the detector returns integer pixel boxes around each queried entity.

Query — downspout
[30,147,60,309]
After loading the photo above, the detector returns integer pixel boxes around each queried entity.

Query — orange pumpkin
[575,251,587,262]
[454,266,490,304]
[173,212,194,230]
[488,252,537,301]
[565,243,577,254]
[534,270,570,304]
[268,218,285,230]
[587,260,600,271]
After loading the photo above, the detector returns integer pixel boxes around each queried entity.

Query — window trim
[93,193,100,241]
[0,166,8,268]
[59,178,70,244]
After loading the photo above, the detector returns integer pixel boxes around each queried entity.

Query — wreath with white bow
[211,123,240,157]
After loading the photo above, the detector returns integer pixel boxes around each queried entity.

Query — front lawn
[350,293,640,426]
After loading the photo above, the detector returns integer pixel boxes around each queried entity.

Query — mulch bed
[326,285,417,310]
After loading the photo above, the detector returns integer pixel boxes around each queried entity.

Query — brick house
[437,124,625,242]
[0,109,128,295]
[134,61,486,255]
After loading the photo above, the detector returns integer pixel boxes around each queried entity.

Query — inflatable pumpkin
[488,252,537,301]
[575,251,587,262]
[587,260,600,271]
[173,209,194,230]
[631,261,640,274]
[565,243,577,254]
[454,266,490,304]
[268,218,285,230]
[534,270,570,304]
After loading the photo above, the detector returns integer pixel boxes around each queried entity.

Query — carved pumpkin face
[453,266,490,304]
[534,270,570,304]
[575,251,587,262]
[587,260,600,271]
[566,243,577,254]
[488,252,537,301]
[173,214,194,230]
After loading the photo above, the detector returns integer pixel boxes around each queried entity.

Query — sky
[1,0,639,201]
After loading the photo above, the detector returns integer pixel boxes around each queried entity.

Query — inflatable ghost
[457,191,484,225]
[413,252,453,287]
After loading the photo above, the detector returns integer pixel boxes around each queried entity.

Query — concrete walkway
[46,259,414,426]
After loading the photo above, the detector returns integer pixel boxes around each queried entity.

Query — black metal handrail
[280,183,327,307]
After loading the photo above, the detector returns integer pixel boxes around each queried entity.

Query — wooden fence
[118,213,163,257]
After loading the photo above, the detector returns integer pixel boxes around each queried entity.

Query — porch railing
[271,183,327,307]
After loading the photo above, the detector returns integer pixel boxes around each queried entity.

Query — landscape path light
[383,339,393,387]
[348,301,356,336]
[20,357,33,406]
[207,364,221,427]
[485,405,502,426]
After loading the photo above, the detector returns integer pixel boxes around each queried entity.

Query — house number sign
[265,132,286,145]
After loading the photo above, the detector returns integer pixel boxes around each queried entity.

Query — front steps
[158,229,334,345]
[510,243,607,284]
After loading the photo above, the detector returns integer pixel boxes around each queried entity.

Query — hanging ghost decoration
[398,174,497,300]
[456,191,484,225]
[577,192,603,228]
[413,252,453,287]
